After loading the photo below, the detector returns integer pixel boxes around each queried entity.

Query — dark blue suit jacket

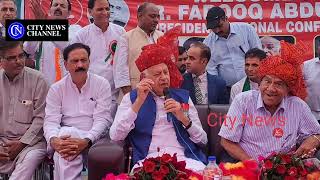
[181,72,228,104]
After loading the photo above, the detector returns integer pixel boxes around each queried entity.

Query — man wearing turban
[110,27,208,171]
[219,41,320,161]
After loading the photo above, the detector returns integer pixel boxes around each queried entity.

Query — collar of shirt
[192,72,207,82]
[67,72,90,93]
[2,67,25,83]
[214,23,237,41]
[249,79,259,90]
[91,22,109,33]
[149,90,166,100]
[256,91,286,113]
[137,26,156,41]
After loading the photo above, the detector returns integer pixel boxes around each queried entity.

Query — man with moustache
[110,27,207,171]
[113,2,163,97]
[204,7,261,100]
[0,0,16,37]
[176,46,187,74]
[230,48,266,103]
[219,42,320,162]
[44,43,112,180]
[23,0,82,85]
[0,39,49,180]
[70,0,125,118]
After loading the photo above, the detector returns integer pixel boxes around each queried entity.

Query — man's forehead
[264,75,285,82]
[148,63,168,71]
[51,0,68,5]
[145,5,159,14]
[245,57,261,63]
[0,0,16,7]
[4,46,23,56]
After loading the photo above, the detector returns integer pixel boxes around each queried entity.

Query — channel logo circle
[8,22,25,40]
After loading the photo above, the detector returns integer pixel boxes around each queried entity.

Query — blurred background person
[204,7,261,100]
[304,40,320,123]
[230,48,266,103]
[109,0,129,27]
[260,36,280,56]
[0,0,17,37]
[176,46,187,74]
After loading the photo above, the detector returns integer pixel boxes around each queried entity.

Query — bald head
[137,2,160,35]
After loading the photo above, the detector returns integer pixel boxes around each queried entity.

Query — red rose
[161,153,172,164]
[284,176,296,180]
[174,160,187,171]
[172,153,178,163]
[299,168,308,176]
[287,167,298,177]
[276,165,286,174]
[176,172,188,179]
[159,165,169,176]
[264,160,273,170]
[281,155,292,164]
[152,171,164,180]
[143,160,156,173]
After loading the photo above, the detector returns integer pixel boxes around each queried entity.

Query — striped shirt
[219,90,320,160]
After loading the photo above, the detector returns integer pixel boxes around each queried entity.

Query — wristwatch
[184,120,192,130]
[84,138,93,148]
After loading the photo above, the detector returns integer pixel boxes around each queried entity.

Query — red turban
[258,41,308,100]
[135,26,183,88]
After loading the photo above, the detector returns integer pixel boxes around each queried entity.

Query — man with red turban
[110,27,208,171]
[219,41,320,161]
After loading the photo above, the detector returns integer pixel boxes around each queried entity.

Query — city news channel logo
[5,20,69,41]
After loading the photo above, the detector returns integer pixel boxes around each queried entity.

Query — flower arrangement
[260,152,320,180]
[103,152,202,180]
[219,160,259,180]
[132,153,202,180]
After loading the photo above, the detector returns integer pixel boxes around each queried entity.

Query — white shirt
[110,93,207,158]
[230,77,259,103]
[44,73,113,144]
[71,23,125,102]
[304,57,320,120]
[0,23,4,37]
[113,27,157,89]
[23,24,82,85]
[192,73,208,104]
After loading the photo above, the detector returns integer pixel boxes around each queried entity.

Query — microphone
[163,87,173,122]
[163,87,171,100]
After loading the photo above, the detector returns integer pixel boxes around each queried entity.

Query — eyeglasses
[3,53,27,62]
[261,78,287,90]
[0,7,16,13]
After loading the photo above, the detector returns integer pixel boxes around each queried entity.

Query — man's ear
[88,8,93,16]
[201,58,209,65]
[64,60,68,71]
[140,72,146,81]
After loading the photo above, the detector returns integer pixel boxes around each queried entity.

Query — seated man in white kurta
[110,27,208,172]
[44,43,112,180]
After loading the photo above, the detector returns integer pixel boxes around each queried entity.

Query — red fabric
[258,41,308,100]
[135,26,183,88]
